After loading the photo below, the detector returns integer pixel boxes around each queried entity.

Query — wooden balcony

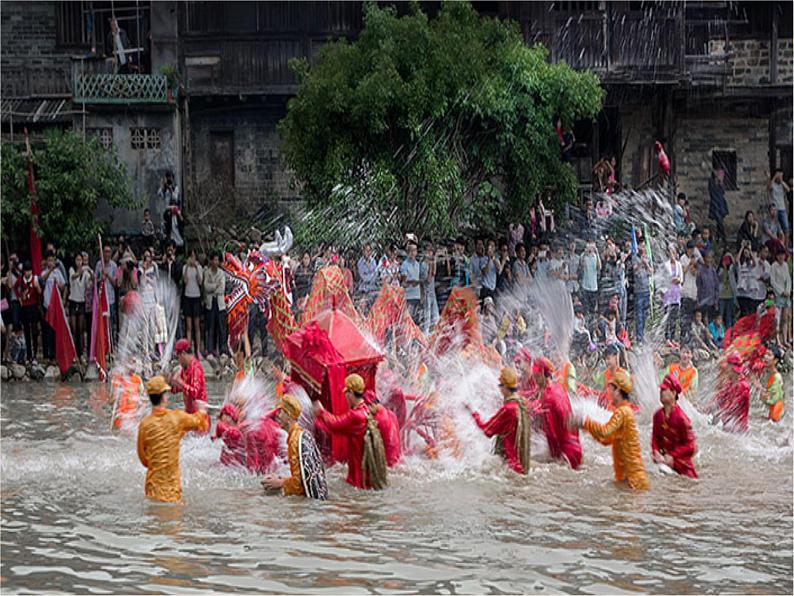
[1,65,72,99]
[549,11,684,82]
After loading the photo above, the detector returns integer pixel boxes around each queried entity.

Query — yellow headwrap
[344,373,366,395]
[278,394,302,420]
[498,367,518,390]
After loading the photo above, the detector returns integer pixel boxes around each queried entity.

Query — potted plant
[159,65,180,103]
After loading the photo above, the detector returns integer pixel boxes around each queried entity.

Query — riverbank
[0,354,274,384]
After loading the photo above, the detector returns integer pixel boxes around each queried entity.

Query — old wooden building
[2,1,792,233]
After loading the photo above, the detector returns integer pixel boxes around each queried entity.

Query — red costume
[242,416,281,474]
[316,402,369,489]
[540,381,582,469]
[212,404,245,468]
[363,390,401,467]
[374,405,401,467]
[651,405,697,478]
[173,357,208,414]
[655,141,670,176]
[714,378,750,433]
[472,400,527,475]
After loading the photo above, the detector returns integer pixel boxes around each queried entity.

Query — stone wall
[79,110,182,234]
[0,1,72,97]
[673,111,770,232]
[709,38,794,86]
[189,105,299,214]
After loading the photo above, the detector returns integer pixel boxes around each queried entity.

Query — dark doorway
[210,131,235,187]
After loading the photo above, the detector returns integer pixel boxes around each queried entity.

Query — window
[552,1,600,12]
[87,128,113,149]
[130,128,161,151]
[56,2,88,47]
[712,150,738,190]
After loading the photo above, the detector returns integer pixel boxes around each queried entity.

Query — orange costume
[283,423,307,496]
[112,372,143,429]
[594,366,626,411]
[136,408,209,502]
[664,362,698,398]
[555,361,577,398]
[584,401,650,491]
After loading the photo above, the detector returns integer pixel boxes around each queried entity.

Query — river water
[2,380,792,594]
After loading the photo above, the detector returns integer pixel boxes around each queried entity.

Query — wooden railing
[1,65,72,98]
[73,73,173,104]
[550,12,682,77]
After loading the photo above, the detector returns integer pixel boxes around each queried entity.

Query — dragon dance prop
[221,227,294,348]
[428,287,501,367]
[365,284,426,349]
[300,265,362,327]
[721,308,777,373]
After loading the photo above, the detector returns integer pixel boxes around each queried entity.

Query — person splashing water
[468,367,531,476]
[136,376,209,502]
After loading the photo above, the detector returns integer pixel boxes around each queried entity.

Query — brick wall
[1,1,71,97]
[674,114,770,232]
[709,38,794,86]
[190,106,299,213]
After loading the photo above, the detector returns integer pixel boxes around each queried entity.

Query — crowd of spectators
[2,169,791,368]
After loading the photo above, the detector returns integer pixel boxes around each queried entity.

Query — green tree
[1,129,135,258]
[279,1,604,244]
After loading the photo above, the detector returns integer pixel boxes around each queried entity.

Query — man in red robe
[314,373,387,489]
[242,413,282,474]
[651,374,697,478]
[468,367,531,475]
[712,352,750,433]
[364,389,401,467]
[532,357,582,469]
[170,339,209,424]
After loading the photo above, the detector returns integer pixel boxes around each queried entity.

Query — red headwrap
[220,403,239,423]
[174,338,190,354]
[726,352,743,373]
[659,374,682,396]
[514,348,532,365]
[532,356,554,378]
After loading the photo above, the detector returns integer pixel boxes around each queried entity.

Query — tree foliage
[278,1,604,243]
[1,129,135,258]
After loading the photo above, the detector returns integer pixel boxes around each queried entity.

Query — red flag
[45,286,76,375]
[25,130,43,275]
[91,280,110,382]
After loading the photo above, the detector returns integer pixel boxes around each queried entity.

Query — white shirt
[42,269,65,309]
[203,267,226,311]
[68,267,91,303]
[113,31,127,65]
[770,261,792,297]
[680,253,699,300]
[183,264,203,298]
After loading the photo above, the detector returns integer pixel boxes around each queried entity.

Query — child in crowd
[691,309,718,358]
[9,328,26,364]
[573,309,597,352]
[708,313,726,347]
